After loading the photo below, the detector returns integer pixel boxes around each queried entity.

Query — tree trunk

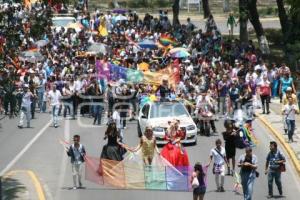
[172,0,180,26]
[247,0,270,54]
[223,0,230,12]
[239,0,248,43]
[276,0,289,36]
[202,0,211,18]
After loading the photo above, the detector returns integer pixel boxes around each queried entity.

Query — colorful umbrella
[138,39,157,49]
[169,48,190,58]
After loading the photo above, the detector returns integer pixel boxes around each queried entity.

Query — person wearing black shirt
[222,120,237,176]
[157,79,170,102]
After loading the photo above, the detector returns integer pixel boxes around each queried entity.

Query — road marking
[27,170,46,200]
[0,120,52,177]
[3,170,46,200]
[55,119,70,200]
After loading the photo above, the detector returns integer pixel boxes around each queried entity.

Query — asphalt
[1,109,300,200]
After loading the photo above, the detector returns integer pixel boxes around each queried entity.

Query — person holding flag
[66,135,86,190]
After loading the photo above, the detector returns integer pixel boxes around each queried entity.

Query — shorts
[193,186,206,195]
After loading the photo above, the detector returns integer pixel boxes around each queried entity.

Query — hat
[286,87,292,92]
[23,84,29,88]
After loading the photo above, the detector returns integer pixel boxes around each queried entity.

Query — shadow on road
[2,177,26,199]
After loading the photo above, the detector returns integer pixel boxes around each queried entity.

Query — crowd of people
[0,1,300,200]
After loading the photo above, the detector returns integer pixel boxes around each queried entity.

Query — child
[131,126,160,165]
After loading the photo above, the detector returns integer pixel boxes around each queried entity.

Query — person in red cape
[161,119,190,167]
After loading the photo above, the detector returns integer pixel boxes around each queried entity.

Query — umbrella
[112,9,127,14]
[19,50,44,63]
[169,47,189,54]
[169,48,190,58]
[138,62,149,71]
[87,43,107,55]
[138,39,157,49]
[35,40,48,47]
[115,15,128,21]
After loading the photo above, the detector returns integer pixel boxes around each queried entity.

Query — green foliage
[264,28,283,45]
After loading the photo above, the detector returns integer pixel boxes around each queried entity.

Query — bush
[264,28,283,46]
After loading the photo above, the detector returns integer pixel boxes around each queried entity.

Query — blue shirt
[266,150,285,171]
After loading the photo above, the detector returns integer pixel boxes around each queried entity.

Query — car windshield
[52,18,75,27]
[150,102,189,118]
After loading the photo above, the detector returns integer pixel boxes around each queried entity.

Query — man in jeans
[18,84,34,128]
[48,84,62,128]
[218,75,230,117]
[207,139,228,192]
[238,147,258,200]
[67,135,86,189]
[265,141,286,198]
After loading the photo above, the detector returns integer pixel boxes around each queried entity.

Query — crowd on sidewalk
[0,1,300,200]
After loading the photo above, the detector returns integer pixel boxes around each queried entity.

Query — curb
[257,114,300,176]
[2,170,46,200]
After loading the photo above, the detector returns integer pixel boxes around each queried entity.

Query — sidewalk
[257,98,300,173]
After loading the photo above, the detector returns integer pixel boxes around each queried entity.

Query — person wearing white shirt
[112,107,123,141]
[208,139,228,192]
[18,85,34,128]
[48,84,62,128]
[282,97,300,142]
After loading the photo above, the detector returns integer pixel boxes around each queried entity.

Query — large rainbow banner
[96,60,180,86]
[85,151,207,191]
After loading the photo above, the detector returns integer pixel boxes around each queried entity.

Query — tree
[275,0,300,70]
[239,0,248,43]
[172,0,180,26]
[202,0,211,18]
[247,0,270,54]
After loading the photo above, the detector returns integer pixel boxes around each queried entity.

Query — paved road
[191,18,281,35]
[1,110,300,200]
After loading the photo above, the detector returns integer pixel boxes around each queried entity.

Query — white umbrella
[115,15,128,21]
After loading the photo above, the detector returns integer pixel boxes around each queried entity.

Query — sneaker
[54,124,58,128]
[216,187,221,192]
[17,125,23,129]
[72,187,77,190]
[267,195,273,199]
[220,186,225,192]
[79,182,82,188]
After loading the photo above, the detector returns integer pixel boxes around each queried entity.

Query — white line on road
[55,119,70,200]
[0,120,52,177]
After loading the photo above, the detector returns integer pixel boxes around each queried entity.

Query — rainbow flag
[159,35,178,46]
[96,60,180,85]
[85,150,194,191]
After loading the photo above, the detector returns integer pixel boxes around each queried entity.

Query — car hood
[147,116,195,128]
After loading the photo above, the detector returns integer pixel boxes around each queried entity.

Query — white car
[138,101,197,145]
[51,16,76,32]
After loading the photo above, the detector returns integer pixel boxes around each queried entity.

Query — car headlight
[152,127,165,132]
[186,125,196,131]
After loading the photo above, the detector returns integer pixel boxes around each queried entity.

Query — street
[1,112,300,200]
